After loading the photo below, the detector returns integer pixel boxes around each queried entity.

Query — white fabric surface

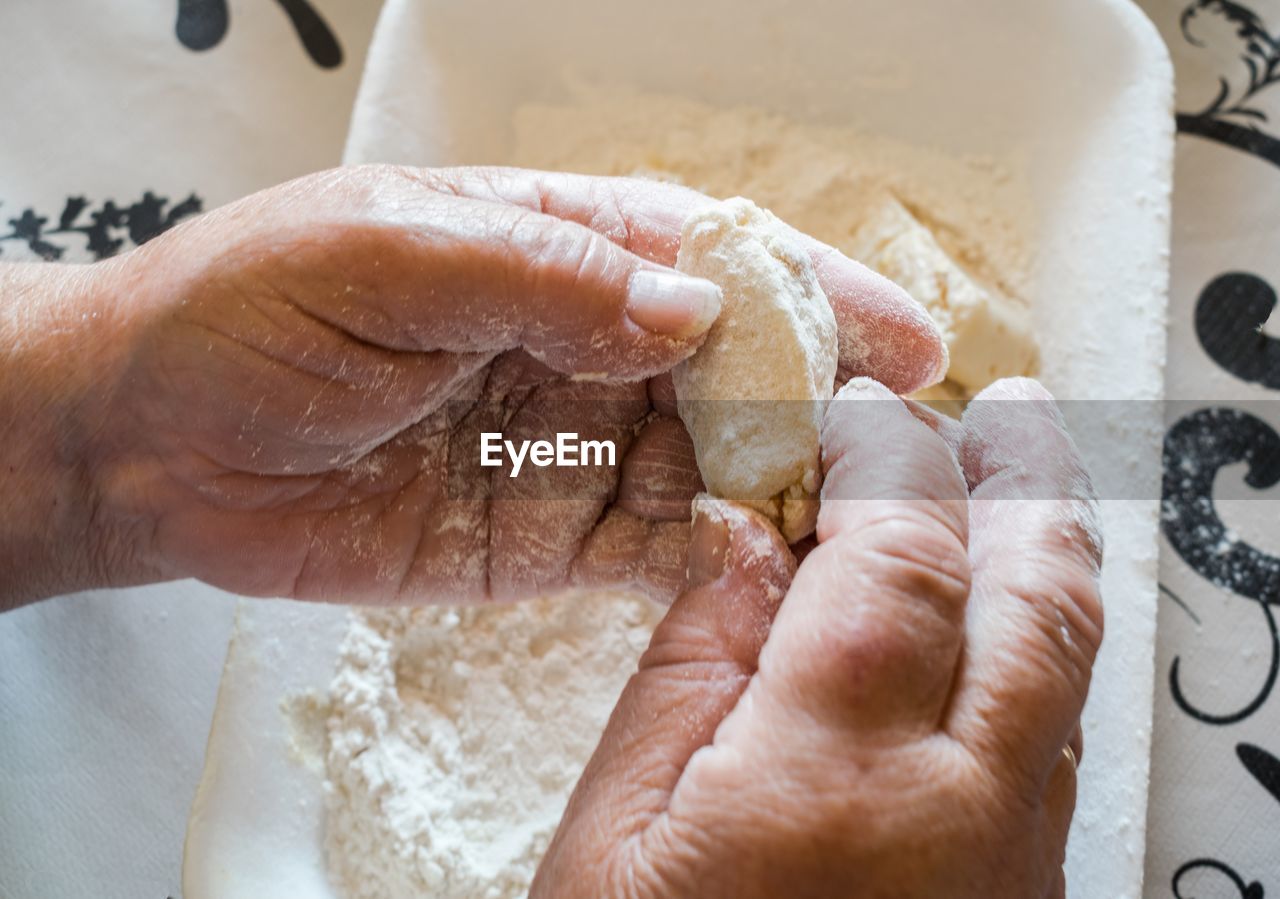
[0,3,381,897]
[1140,2,1280,895]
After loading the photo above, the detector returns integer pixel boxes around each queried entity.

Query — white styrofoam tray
[183,1,1174,897]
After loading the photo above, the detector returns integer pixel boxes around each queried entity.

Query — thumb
[329,179,722,379]
[204,168,725,381]
[475,198,724,377]
[537,497,794,876]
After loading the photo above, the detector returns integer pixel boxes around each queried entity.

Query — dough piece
[673,198,838,542]
[849,190,1038,391]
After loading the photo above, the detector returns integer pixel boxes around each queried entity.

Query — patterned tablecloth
[1140,1,1280,896]
[1,2,1278,897]
[0,4,382,897]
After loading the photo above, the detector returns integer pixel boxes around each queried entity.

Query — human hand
[533,378,1103,899]
[0,166,944,605]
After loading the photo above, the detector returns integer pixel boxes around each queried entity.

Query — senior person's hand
[533,377,1103,899]
[0,166,944,606]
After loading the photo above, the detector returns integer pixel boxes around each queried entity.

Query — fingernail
[687,495,731,589]
[626,270,722,338]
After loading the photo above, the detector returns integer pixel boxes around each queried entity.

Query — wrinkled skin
[0,166,1101,896]
[1,165,943,605]
[534,379,1103,899]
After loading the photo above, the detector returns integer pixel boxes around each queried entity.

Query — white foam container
[183,1,1174,896]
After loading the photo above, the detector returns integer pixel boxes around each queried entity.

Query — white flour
[322,89,1032,899]
[324,593,663,899]
[510,87,1032,307]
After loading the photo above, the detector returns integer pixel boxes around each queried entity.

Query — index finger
[416,167,948,395]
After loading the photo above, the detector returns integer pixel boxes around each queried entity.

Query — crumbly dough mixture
[322,88,1036,899]
[512,86,1037,398]
[673,197,837,542]
[324,593,663,899]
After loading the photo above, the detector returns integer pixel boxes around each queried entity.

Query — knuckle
[589,187,633,247]
[779,511,973,717]
[351,161,412,184]
[1029,596,1095,691]
[802,536,965,689]
[1059,566,1104,652]
[1004,552,1105,667]
[618,419,703,520]
[556,225,611,289]
[1068,496,1104,572]
[1030,498,1103,575]
[606,841,664,899]
[517,216,612,298]
[326,162,419,204]
[854,509,972,607]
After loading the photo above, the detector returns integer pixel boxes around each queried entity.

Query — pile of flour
[321,89,1031,899]
[324,592,663,899]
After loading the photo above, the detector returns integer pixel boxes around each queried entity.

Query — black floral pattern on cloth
[1164,2,1280,893]
[1173,858,1266,898]
[1196,274,1280,389]
[0,192,203,261]
[1237,743,1280,806]
[1178,0,1280,166]
[1169,739,1280,899]
[175,0,343,69]
[1162,407,1280,724]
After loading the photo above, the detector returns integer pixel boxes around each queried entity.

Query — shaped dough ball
[673,198,838,542]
